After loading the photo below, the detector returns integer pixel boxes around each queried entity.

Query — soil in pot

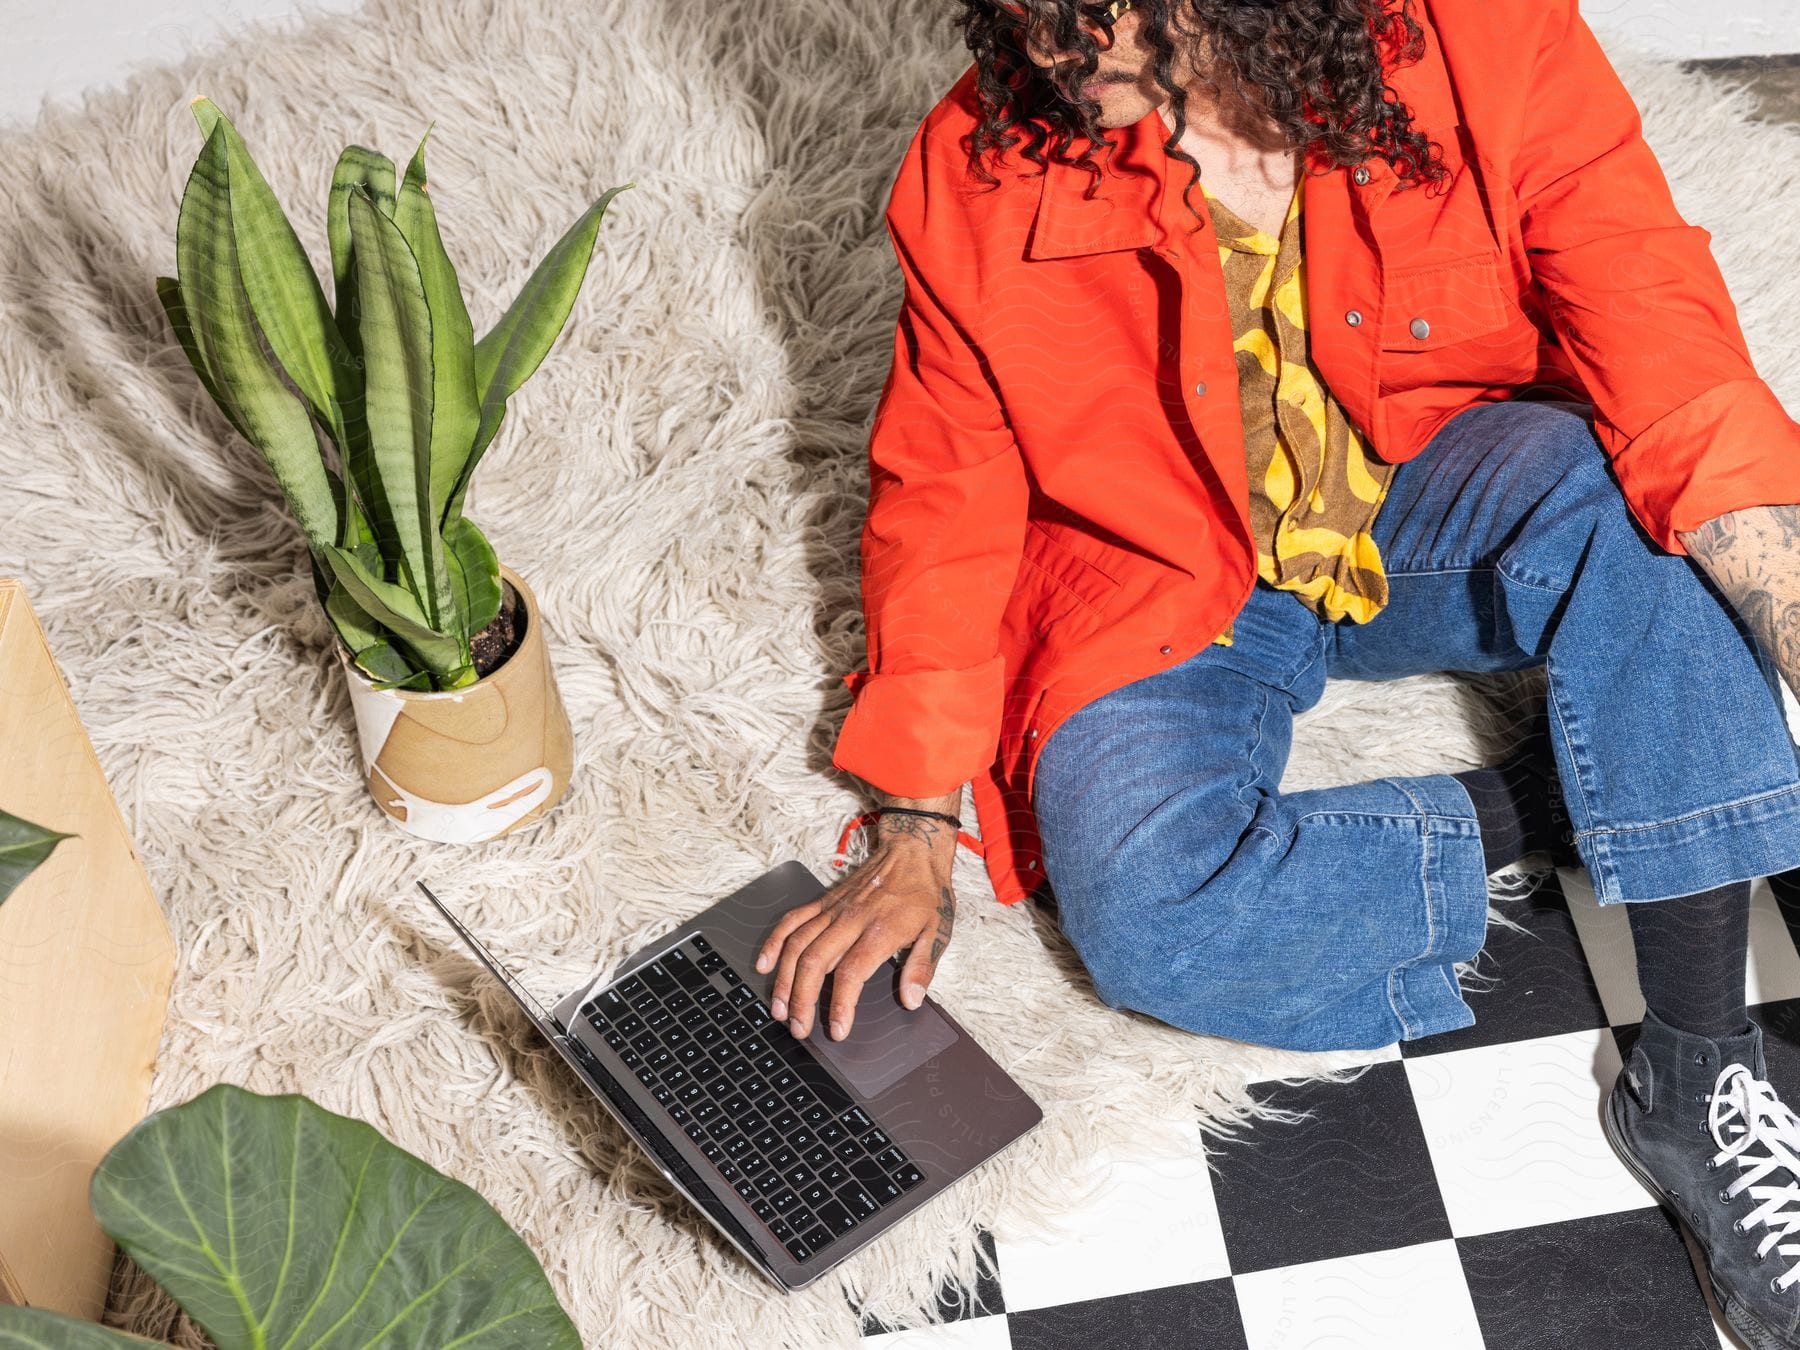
[471,581,525,677]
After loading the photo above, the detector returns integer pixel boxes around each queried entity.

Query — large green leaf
[188,98,356,448]
[345,186,452,629]
[78,1084,580,1349]
[175,124,339,557]
[0,807,73,907]
[0,1307,158,1345]
[391,127,480,557]
[448,183,633,523]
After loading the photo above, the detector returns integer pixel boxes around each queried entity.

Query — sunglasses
[998,0,1138,49]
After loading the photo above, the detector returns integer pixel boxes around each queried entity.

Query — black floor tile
[1207,1060,1453,1275]
[1459,1207,1717,1349]
[1005,1277,1249,1350]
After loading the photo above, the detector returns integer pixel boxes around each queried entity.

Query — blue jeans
[1030,398,1800,1052]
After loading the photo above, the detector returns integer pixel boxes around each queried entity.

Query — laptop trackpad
[811,960,960,1099]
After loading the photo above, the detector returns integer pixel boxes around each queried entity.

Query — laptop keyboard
[582,932,926,1263]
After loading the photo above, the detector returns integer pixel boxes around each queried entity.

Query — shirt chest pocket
[1378,254,1516,349]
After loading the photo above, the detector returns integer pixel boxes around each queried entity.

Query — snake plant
[158,98,632,690]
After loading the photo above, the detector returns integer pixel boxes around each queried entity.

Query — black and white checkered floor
[854,867,1800,1350]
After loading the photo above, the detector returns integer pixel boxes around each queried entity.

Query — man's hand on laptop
[752,790,962,1043]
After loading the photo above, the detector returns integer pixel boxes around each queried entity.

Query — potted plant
[158,98,630,842]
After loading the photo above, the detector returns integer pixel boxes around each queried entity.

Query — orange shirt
[832,0,1800,908]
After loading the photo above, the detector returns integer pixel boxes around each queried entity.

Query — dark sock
[1452,722,1562,875]
[1627,878,1754,1040]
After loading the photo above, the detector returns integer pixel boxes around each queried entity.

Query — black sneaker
[1604,1005,1800,1347]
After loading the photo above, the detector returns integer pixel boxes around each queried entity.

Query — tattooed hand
[752,792,962,1043]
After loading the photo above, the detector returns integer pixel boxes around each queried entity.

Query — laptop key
[816,1198,857,1234]
[800,1181,832,1210]
[770,1216,794,1242]
[834,1138,865,1164]
[839,1184,880,1220]
[769,1188,801,1214]
[695,985,725,1008]
[804,1144,834,1170]
[755,1091,784,1116]
[804,1224,834,1253]
[691,933,714,953]
[821,1162,851,1189]
[752,1198,776,1221]
[783,1164,814,1191]
[893,1164,924,1190]
[818,1120,846,1145]
[769,1145,799,1172]
[801,1103,831,1128]
[873,1146,906,1170]
[783,1234,813,1262]
[634,1067,658,1087]
[860,1126,893,1152]
[840,1106,874,1134]
[788,1128,816,1153]
[734,1178,758,1200]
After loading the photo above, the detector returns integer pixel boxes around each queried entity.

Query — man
[758,0,1800,1337]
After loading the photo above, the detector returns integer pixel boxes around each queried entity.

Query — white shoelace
[1709,1062,1800,1290]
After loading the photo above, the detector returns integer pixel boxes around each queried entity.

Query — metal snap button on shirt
[1159,645,1173,655]
[1410,317,1431,339]
[1353,165,1371,185]
[1194,381,1208,396]
[1346,309,1363,326]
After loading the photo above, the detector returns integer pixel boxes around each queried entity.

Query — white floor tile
[861,1314,1013,1350]
[989,1118,1230,1312]
[1233,1240,1483,1350]
[1403,1027,1654,1237]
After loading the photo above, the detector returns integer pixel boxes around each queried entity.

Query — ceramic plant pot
[338,563,574,842]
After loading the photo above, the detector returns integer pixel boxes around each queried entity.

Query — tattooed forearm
[1679,504,1800,702]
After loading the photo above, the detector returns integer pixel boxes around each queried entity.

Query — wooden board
[0,579,175,1319]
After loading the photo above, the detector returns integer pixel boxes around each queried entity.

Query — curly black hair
[952,0,1453,227]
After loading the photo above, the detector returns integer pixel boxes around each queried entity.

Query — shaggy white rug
[1,0,1795,1344]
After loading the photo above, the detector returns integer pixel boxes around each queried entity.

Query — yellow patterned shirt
[1207,174,1395,647]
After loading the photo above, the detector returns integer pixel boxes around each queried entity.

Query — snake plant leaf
[321,572,418,686]
[176,123,339,557]
[392,126,480,547]
[0,1306,158,1345]
[444,513,503,638]
[85,1084,581,1349]
[327,144,397,318]
[188,98,356,446]
[345,185,454,630]
[324,144,398,549]
[0,808,73,908]
[155,275,246,442]
[322,543,465,678]
[447,183,633,523]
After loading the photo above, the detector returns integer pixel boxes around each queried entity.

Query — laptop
[417,859,1043,1291]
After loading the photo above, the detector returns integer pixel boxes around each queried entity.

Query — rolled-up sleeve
[830,119,1028,798]
[1514,0,1800,556]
